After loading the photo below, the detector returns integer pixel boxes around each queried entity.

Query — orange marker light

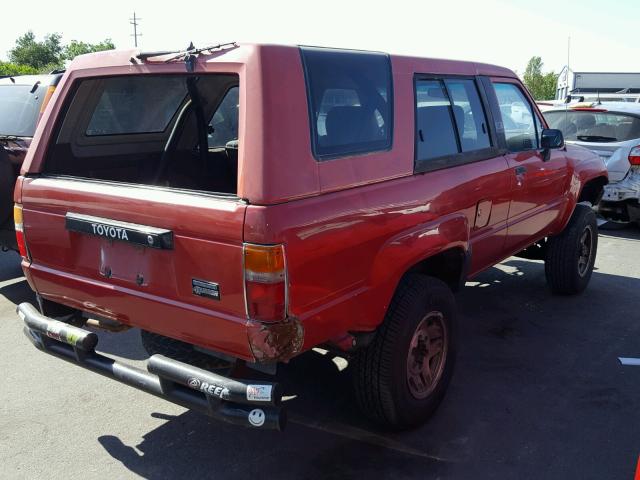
[244,244,284,273]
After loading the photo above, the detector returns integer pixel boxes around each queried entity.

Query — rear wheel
[352,274,456,430]
[140,330,231,372]
[545,204,598,295]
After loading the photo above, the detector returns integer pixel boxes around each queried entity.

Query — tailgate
[20,176,251,358]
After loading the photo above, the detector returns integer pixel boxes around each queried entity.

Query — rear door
[414,76,512,274]
[20,73,249,350]
[490,79,570,253]
[22,178,247,319]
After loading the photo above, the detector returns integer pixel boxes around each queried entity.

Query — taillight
[243,243,287,322]
[629,146,640,166]
[14,204,30,260]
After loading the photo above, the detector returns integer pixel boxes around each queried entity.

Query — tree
[0,62,39,76]
[523,56,558,101]
[5,32,116,74]
[8,31,63,71]
[63,39,115,61]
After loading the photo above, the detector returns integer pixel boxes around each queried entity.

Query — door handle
[514,165,526,187]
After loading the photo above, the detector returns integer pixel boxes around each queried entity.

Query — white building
[555,67,640,100]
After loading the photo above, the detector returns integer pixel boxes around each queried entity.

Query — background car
[544,102,640,226]
[0,71,64,249]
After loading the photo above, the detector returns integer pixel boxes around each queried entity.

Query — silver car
[544,102,640,225]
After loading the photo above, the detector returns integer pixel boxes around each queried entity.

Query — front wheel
[544,204,598,295]
[351,274,456,430]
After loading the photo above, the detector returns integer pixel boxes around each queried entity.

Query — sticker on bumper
[247,384,273,402]
[248,409,265,427]
[187,377,230,399]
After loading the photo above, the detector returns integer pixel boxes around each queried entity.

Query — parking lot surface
[1,228,639,479]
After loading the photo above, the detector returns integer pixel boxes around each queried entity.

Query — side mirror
[541,129,564,150]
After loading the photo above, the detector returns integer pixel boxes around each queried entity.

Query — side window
[415,77,492,163]
[444,79,491,151]
[301,47,392,159]
[208,86,239,148]
[492,83,538,152]
[415,80,459,160]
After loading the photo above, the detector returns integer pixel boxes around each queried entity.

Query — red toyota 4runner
[15,44,607,431]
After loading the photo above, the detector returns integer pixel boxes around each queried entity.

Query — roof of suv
[64,43,516,78]
[25,43,519,204]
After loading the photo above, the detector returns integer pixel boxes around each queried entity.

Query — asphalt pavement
[1,227,639,479]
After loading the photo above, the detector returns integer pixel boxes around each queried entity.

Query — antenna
[567,36,570,75]
[130,12,142,47]
[566,36,571,100]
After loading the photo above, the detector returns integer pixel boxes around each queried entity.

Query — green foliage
[0,62,39,76]
[8,31,63,71]
[523,56,558,101]
[5,31,115,74]
[62,39,116,61]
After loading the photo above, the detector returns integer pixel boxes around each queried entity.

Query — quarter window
[301,47,392,159]
[492,83,538,151]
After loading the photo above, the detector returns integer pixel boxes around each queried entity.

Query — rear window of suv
[545,110,640,143]
[86,76,187,136]
[300,47,393,160]
[46,74,240,195]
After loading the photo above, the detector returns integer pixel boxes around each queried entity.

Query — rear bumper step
[17,302,286,431]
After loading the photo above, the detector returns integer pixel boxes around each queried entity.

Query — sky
[1,0,639,75]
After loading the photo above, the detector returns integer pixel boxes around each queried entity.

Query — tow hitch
[18,303,286,431]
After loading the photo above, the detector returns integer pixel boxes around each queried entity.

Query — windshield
[0,84,47,137]
[545,110,640,143]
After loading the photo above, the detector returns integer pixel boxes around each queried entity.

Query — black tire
[140,330,231,372]
[545,204,598,295]
[352,274,456,430]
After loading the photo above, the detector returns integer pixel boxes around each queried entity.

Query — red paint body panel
[17,44,608,362]
[21,176,250,358]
